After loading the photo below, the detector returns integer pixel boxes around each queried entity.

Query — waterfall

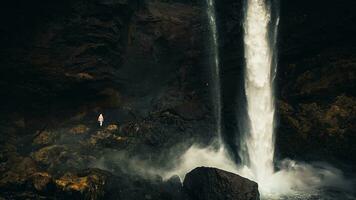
[236,0,351,196]
[167,0,351,197]
[167,1,350,197]
[241,0,278,184]
[206,0,222,138]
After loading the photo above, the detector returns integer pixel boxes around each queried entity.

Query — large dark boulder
[183,167,259,200]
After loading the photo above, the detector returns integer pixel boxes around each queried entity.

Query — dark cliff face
[0,0,212,196]
[0,0,356,198]
[0,0,206,106]
[216,0,245,162]
[0,0,214,147]
[276,0,356,163]
[0,1,140,108]
[0,0,213,198]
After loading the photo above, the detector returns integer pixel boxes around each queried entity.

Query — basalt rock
[55,169,109,200]
[88,130,128,148]
[0,157,38,190]
[31,145,93,174]
[274,0,356,163]
[30,172,55,193]
[32,130,59,146]
[183,167,260,200]
[277,95,356,162]
[54,169,186,200]
[69,124,90,135]
[0,0,212,160]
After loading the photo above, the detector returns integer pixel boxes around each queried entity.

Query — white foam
[165,146,351,198]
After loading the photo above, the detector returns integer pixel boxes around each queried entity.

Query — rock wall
[276,0,356,163]
[0,0,215,154]
[0,2,215,198]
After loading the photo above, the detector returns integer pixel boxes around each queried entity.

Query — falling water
[237,0,353,197]
[206,0,222,138]
[163,0,352,198]
[242,0,277,184]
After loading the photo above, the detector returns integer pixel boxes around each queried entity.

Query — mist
[91,144,353,198]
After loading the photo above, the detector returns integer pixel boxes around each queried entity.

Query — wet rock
[0,155,54,199]
[1,159,189,200]
[161,175,185,200]
[31,145,91,172]
[69,124,90,135]
[31,145,95,175]
[89,130,127,148]
[31,145,67,167]
[272,0,356,163]
[30,172,54,193]
[183,167,259,200]
[0,157,38,190]
[104,170,186,200]
[33,130,57,146]
[173,101,206,120]
[278,95,356,161]
[55,169,110,200]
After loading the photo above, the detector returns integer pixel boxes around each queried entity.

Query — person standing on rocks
[98,114,104,127]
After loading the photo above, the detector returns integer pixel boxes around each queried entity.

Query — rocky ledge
[0,165,259,200]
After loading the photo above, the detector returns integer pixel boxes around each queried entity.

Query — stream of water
[206,0,222,139]
[241,0,277,187]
